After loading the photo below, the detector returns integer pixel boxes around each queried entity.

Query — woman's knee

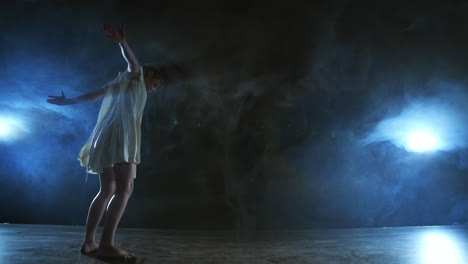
[113,162,135,196]
[99,183,116,198]
[116,181,133,196]
[99,167,116,198]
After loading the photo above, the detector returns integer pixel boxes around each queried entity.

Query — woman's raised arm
[103,24,140,73]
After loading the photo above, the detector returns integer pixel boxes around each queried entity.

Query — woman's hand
[104,23,140,72]
[47,91,69,105]
[103,24,126,43]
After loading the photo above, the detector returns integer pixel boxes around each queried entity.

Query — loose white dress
[78,67,147,177]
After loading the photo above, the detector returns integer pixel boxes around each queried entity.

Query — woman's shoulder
[118,67,143,81]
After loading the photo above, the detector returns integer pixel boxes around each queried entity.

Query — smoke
[3,0,468,230]
[267,0,468,229]
[0,2,120,225]
[362,80,468,152]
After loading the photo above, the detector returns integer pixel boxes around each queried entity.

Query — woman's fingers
[103,24,116,39]
[103,24,113,33]
[47,92,65,98]
[47,98,66,105]
[103,23,125,41]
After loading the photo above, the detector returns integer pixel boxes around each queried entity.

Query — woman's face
[144,73,161,92]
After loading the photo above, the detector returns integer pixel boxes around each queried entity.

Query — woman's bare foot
[96,245,134,260]
[80,240,99,255]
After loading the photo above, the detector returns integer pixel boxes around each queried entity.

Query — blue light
[406,131,438,152]
[0,116,28,142]
[0,122,10,136]
[420,232,463,264]
[363,99,468,152]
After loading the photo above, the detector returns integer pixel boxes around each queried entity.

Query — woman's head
[142,63,188,93]
[142,64,168,92]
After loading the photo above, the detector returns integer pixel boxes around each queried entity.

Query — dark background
[2,0,468,230]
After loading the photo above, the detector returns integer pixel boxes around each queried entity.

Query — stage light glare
[0,120,14,138]
[0,116,28,142]
[406,131,438,152]
[421,232,463,264]
[0,122,10,135]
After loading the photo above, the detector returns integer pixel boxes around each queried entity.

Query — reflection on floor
[1,223,467,263]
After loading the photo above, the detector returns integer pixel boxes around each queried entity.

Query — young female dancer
[47,24,164,260]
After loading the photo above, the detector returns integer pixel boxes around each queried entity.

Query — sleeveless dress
[77,67,147,177]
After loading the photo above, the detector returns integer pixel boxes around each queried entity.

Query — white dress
[78,67,147,177]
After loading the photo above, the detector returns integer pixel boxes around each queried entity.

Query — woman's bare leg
[97,162,135,259]
[80,168,116,255]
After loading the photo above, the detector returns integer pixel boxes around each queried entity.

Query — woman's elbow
[127,63,140,73]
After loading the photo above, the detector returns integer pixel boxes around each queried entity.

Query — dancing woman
[47,24,165,260]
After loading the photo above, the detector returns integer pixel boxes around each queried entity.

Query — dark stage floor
[1,223,467,263]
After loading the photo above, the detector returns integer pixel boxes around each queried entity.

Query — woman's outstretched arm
[47,88,106,106]
[103,24,140,73]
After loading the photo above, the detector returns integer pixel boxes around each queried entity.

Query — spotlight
[0,121,10,136]
[406,131,438,152]
[421,232,463,264]
[0,116,27,142]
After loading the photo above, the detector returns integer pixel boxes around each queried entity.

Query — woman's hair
[142,63,188,89]
[143,64,167,87]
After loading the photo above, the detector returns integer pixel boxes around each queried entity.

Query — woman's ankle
[84,237,96,244]
[99,242,114,248]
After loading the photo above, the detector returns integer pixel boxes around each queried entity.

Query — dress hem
[78,158,139,178]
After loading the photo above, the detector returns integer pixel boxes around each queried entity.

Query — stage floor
[1,223,467,263]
